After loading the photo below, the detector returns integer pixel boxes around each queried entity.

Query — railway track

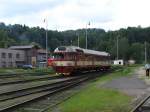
[0,74,63,86]
[0,73,99,112]
[131,95,150,112]
[0,76,80,101]
[0,72,50,78]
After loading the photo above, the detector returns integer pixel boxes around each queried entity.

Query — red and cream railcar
[48,46,111,75]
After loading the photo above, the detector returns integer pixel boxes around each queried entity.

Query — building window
[16,53,20,59]
[8,62,13,67]
[1,53,6,58]
[8,53,12,58]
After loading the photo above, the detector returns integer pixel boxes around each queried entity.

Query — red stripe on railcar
[53,66,74,75]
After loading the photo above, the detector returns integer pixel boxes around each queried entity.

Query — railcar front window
[53,54,64,59]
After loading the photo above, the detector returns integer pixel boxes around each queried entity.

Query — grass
[57,66,138,112]
[60,88,131,112]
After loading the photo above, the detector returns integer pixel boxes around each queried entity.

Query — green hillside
[0,22,149,63]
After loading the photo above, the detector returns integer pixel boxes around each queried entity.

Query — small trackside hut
[48,46,111,75]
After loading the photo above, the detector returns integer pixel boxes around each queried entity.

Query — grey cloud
[0,0,67,17]
[62,0,114,23]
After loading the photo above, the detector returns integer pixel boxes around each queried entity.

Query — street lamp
[116,36,119,60]
[145,41,147,64]
[44,19,48,66]
[85,22,90,49]
[76,32,80,47]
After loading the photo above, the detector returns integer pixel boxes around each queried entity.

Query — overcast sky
[0,0,150,31]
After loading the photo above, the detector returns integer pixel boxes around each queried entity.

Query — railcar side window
[53,53,64,59]
[65,54,75,60]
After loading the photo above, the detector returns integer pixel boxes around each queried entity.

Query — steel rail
[0,75,63,86]
[131,95,150,112]
[0,76,84,102]
[0,72,51,78]
[0,75,92,112]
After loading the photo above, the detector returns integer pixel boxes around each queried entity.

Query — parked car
[22,65,33,69]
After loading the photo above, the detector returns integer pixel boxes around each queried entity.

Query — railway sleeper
[141,105,150,111]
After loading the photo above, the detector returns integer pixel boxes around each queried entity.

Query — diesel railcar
[48,46,111,75]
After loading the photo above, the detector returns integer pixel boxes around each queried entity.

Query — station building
[0,48,25,68]
[0,45,49,68]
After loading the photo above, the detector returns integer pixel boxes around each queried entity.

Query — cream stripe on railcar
[77,61,93,66]
[76,61,83,66]
[54,61,75,66]
[84,61,92,66]
[76,61,110,67]
[93,61,110,66]
[77,61,110,66]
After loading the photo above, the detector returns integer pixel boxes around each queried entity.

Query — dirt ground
[103,67,150,100]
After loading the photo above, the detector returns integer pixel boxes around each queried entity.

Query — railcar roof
[54,46,110,56]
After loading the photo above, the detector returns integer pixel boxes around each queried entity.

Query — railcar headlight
[52,62,56,66]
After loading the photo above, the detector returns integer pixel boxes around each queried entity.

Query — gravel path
[102,67,149,98]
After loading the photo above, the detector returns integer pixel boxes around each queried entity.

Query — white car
[22,65,33,69]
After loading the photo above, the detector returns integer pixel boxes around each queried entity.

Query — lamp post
[76,33,80,47]
[145,41,147,64]
[85,24,87,49]
[78,33,79,47]
[44,19,48,66]
[85,22,90,49]
[116,35,119,60]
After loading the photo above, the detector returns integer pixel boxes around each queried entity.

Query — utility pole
[71,40,72,46]
[78,34,79,47]
[44,19,48,66]
[145,41,147,64]
[116,36,119,60]
[85,24,87,49]
[85,22,90,49]
[77,33,79,47]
